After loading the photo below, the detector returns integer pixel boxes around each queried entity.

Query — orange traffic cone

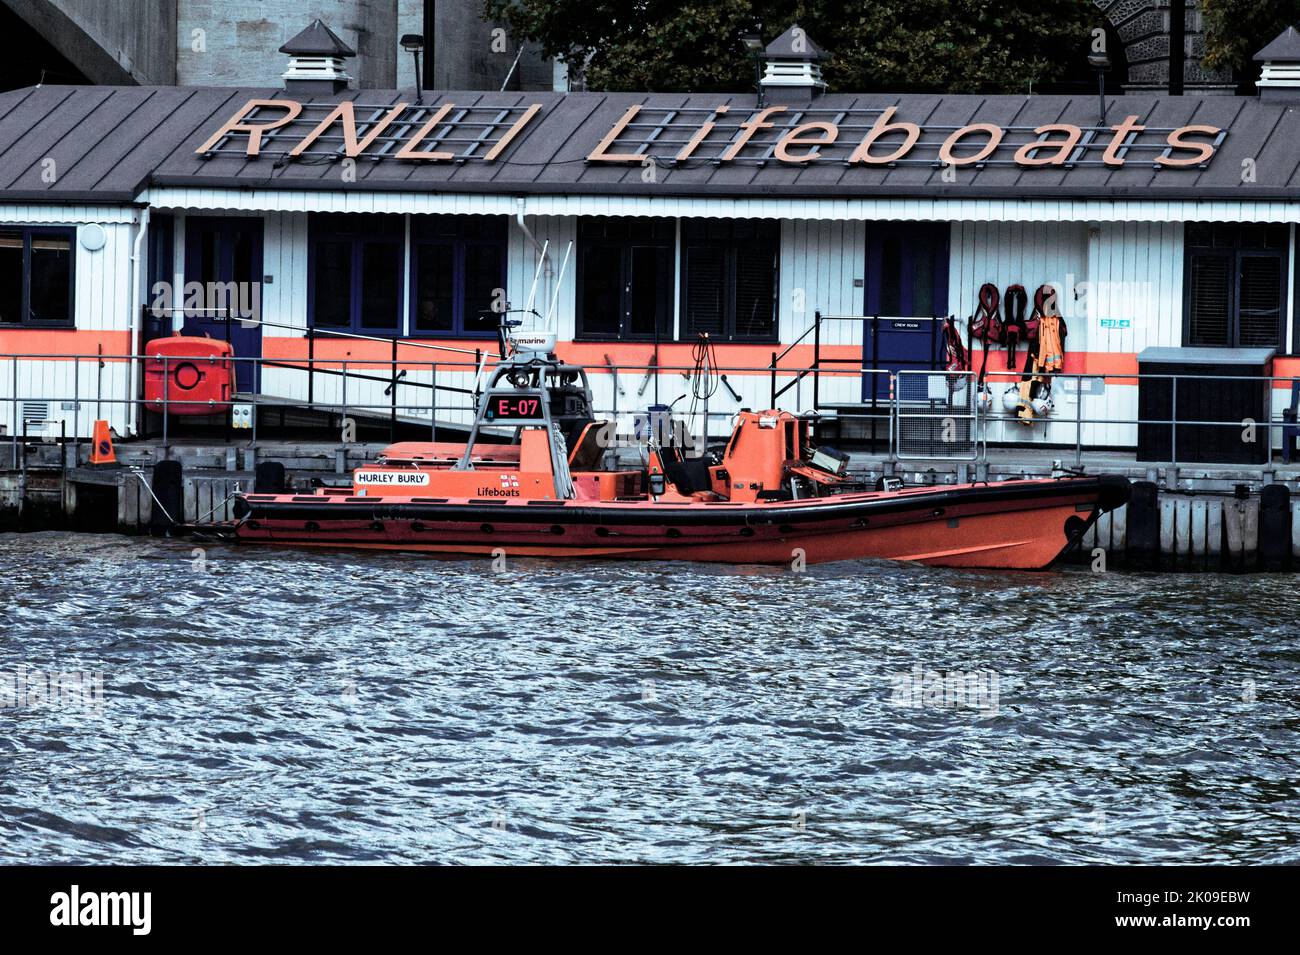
[89,419,117,466]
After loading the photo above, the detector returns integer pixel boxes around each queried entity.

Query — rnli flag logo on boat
[500,474,520,490]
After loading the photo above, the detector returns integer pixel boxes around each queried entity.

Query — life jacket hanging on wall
[1003,284,1029,370]
[968,283,1004,346]
[968,283,1001,409]
[1031,284,1066,372]
[941,315,969,393]
[1016,285,1068,425]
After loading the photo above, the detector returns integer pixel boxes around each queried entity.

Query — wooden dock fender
[1126,481,1160,569]
[1258,484,1291,572]
[149,460,184,536]
[1222,492,1261,572]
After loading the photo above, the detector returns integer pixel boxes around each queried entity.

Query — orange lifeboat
[224,344,1129,569]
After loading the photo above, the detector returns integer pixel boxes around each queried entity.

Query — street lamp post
[739,30,765,107]
[401,34,425,97]
[1088,51,1111,126]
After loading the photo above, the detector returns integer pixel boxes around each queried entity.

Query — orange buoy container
[143,336,234,415]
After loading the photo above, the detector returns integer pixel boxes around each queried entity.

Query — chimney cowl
[759,24,828,103]
[1254,24,1300,103]
[280,19,356,94]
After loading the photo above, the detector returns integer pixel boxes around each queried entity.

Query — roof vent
[1255,25,1300,103]
[760,24,828,103]
[280,19,356,94]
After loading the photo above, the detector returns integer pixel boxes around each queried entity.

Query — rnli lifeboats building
[3,22,1300,454]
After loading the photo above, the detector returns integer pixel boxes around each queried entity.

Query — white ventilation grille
[282,56,351,85]
[761,59,827,90]
[21,401,48,425]
[1259,62,1300,87]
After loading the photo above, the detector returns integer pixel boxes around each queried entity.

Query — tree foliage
[484,0,1101,94]
[1201,0,1300,75]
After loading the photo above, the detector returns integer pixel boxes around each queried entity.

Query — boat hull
[226,475,1130,569]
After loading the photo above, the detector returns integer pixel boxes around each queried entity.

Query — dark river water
[1,531,1296,865]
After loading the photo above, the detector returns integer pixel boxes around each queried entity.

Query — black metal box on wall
[1136,347,1274,464]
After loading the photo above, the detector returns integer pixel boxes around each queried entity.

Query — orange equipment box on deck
[143,336,234,416]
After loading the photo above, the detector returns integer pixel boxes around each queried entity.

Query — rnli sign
[197,99,1224,170]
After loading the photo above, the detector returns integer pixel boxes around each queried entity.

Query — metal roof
[1,84,1299,204]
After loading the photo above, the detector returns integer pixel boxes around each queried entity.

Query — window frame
[1182,222,1291,352]
[575,217,675,342]
[307,213,404,336]
[679,220,781,343]
[408,216,508,340]
[0,225,77,329]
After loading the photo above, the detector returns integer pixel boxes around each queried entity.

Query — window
[411,216,507,337]
[1185,223,1290,349]
[576,217,673,340]
[309,214,403,333]
[681,220,779,341]
[865,223,949,318]
[0,227,74,327]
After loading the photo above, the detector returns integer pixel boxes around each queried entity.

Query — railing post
[812,311,821,411]
[161,355,169,459]
[1171,375,1177,468]
[390,337,398,443]
[1075,375,1083,466]
[307,325,315,409]
[430,362,438,442]
[72,356,80,460]
[10,356,17,468]
[889,373,897,463]
[611,361,619,430]
[702,379,709,451]
[769,351,777,408]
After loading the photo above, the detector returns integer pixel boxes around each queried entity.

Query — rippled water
[1,531,1297,864]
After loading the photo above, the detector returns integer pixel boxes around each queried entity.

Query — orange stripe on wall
[0,329,132,357]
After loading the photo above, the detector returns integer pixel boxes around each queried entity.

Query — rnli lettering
[198,100,1224,170]
[355,471,431,486]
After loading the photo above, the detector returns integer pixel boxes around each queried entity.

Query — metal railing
[3,349,1298,472]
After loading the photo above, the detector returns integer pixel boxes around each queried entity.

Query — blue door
[184,216,263,393]
[862,224,950,400]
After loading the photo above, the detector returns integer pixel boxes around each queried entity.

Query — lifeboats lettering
[475,487,520,497]
[355,471,431,486]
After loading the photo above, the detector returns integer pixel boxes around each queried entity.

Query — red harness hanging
[1003,284,1028,369]
[967,283,1003,388]
[942,315,968,374]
